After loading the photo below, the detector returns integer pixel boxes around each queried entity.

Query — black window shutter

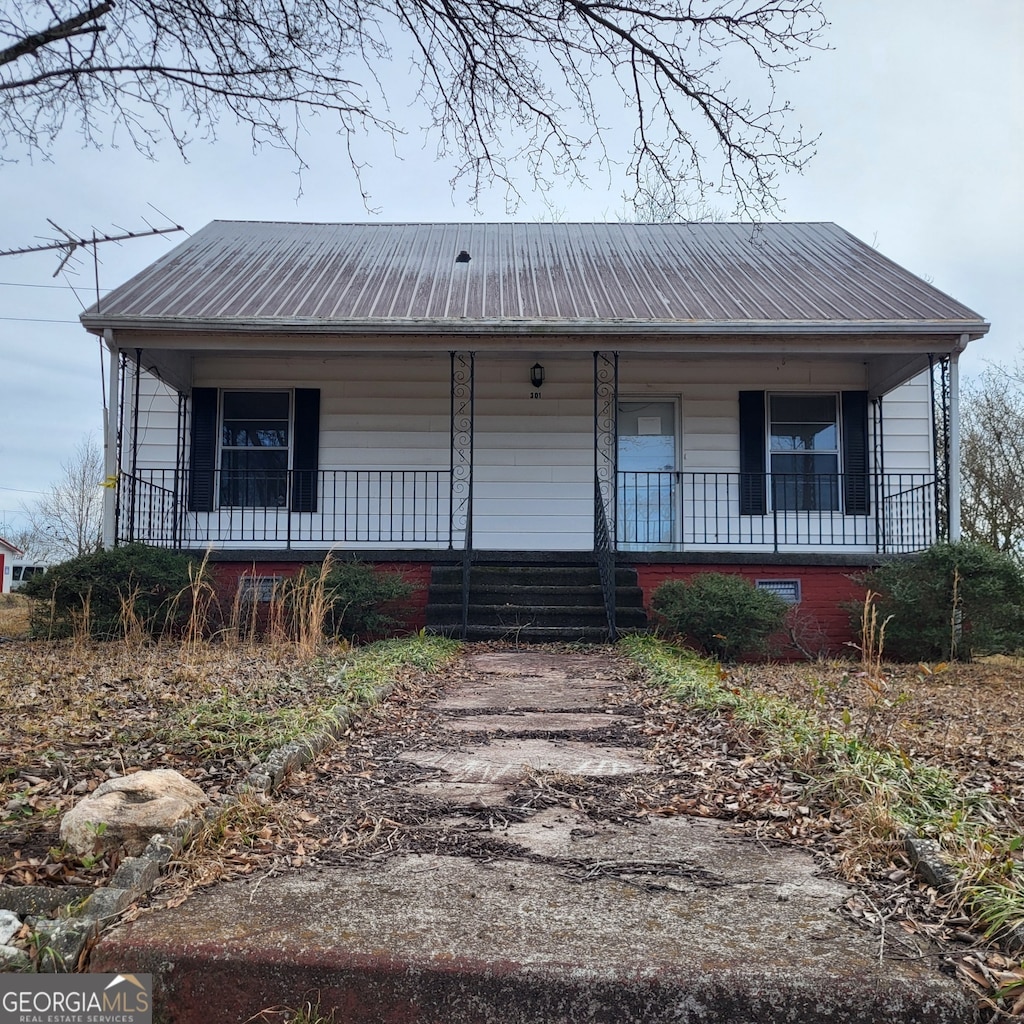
[188,388,218,512]
[739,390,767,515]
[842,390,870,515]
[291,388,320,513]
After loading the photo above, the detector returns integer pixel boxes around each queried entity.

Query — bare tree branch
[23,434,104,560]
[0,0,828,213]
[961,366,1024,563]
[0,1,111,68]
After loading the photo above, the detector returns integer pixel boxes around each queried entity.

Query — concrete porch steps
[424,563,648,641]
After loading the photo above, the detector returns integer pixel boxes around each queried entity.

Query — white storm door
[617,401,678,546]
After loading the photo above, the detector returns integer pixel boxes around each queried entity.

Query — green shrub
[292,560,416,640]
[20,543,201,640]
[859,541,1024,661]
[650,572,788,661]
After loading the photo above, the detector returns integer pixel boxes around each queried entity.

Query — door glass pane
[618,402,677,544]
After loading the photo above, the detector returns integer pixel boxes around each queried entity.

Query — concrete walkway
[90,650,976,1023]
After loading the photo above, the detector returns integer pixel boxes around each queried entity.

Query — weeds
[247,999,336,1024]
[70,589,92,648]
[178,552,217,653]
[146,634,459,764]
[118,584,147,652]
[622,634,1024,952]
[291,557,333,657]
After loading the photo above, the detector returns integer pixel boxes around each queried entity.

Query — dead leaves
[0,639,342,887]
[955,952,1024,1018]
[735,660,1024,810]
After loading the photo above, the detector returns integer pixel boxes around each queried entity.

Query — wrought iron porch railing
[593,474,617,640]
[118,468,938,553]
[118,468,457,547]
[617,471,938,553]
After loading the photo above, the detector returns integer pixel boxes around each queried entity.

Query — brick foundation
[208,560,433,635]
[631,563,868,658]
[203,557,868,656]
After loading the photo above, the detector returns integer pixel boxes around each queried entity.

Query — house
[1,538,25,594]
[80,221,989,648]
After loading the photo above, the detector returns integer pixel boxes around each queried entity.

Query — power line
[0,315,80,324]
[0,280,80,290]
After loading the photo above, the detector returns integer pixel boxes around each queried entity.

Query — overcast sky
[1,0,1021,535]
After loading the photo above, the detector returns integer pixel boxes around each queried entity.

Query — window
[738,390,869,517]
[220,391,290,507]
[769,394,840,512]
[10,565,45,590]
[188,387,320,513]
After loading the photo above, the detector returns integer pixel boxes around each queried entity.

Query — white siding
[875,374,933,473]
[125,365,180,471]
[472,357,593,550]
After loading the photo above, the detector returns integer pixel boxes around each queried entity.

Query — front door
[617,400,678,547]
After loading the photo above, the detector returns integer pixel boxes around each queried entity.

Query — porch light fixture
[530,362,546,388]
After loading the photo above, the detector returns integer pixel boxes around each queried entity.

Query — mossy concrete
[91,828,975,1023]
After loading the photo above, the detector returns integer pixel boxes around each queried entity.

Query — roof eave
[82,315,990,340]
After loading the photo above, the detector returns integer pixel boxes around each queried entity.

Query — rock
[0,944,31,971]
[0,884,85,916]
[33,919,99,973]
[0,908,20,945]
[60,769,207,858]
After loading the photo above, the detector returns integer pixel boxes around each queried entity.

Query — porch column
[593,351,619,539]
[450,350,475,640]
[929,353,952,542]
[449,351,475,551]
[593,351,618,640]
[102,330,119,549]
[948,338,966,542]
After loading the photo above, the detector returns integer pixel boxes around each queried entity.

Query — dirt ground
[1,637,1022,1016]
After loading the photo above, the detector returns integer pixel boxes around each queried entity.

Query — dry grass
[732,657,1024,777]
[0,631,456,891]
[0,593,31,636]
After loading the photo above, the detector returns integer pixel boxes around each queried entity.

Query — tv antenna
[0,214,184,278]
[0,210,185,418]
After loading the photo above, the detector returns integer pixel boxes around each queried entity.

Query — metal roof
[81,221,987,335]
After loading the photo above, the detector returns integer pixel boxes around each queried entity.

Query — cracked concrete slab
[442,711,627,733]
[436,676,623,711]
[407,781,513,806]
[398,737,654,784]
[93,842,974,1024]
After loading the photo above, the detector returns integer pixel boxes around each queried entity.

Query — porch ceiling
[132,339,939,400]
